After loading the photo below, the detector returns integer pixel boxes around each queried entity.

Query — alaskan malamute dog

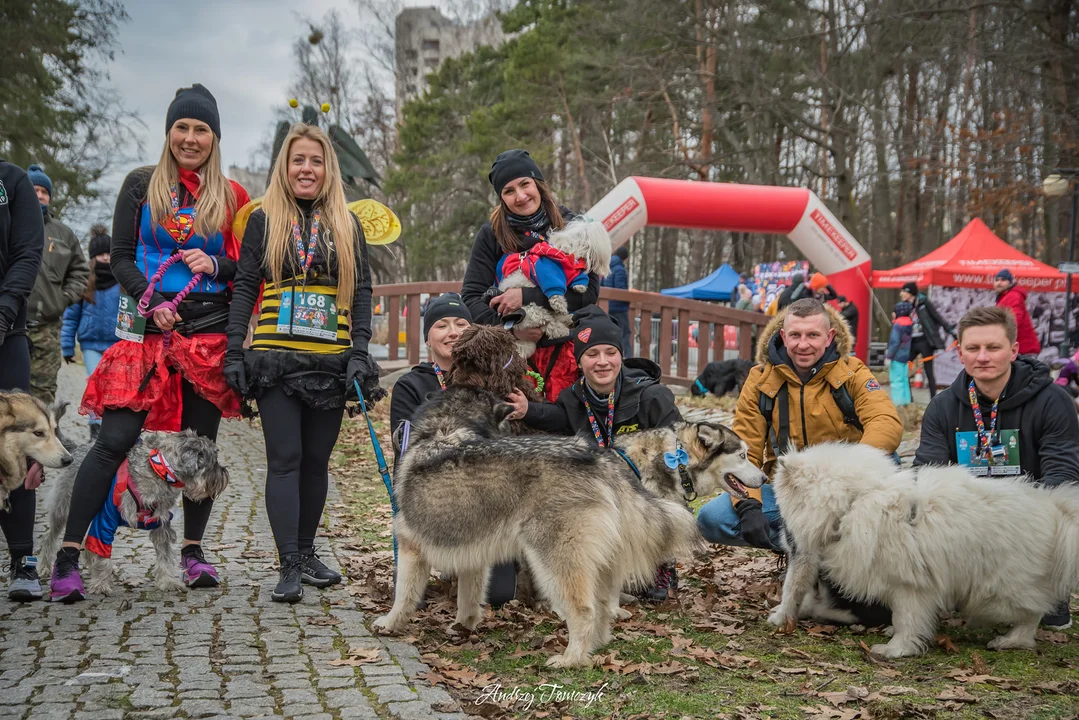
[769,442,1079,657]
[0,392,73,509]
[375,387,763,667]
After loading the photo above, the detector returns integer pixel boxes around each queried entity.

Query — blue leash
[353,379,398,564]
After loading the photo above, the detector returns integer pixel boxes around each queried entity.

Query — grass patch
[328,392,1078,719]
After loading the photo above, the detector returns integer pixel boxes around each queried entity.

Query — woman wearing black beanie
[460,149,600,404]
[50,84,250,602]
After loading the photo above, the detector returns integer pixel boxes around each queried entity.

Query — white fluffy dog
[498,218,612,357]
[768,442,1079,658]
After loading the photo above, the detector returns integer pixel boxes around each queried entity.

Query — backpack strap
[759,384,790,458]
[830,383,864,433]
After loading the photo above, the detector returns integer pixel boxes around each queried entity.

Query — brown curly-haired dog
[447,325,543,403]
[444,323,545,606]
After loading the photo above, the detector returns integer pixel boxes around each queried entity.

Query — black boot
[299,547,341,588]
[272,554,304,603]
[640,563,678,603]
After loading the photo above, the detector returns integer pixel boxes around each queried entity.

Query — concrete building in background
[395,6,504,119]
[228,165,268,199]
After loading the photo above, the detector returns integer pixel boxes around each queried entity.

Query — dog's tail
[1050,483,1079,599]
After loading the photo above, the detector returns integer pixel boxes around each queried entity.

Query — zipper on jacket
[799,384,809,448]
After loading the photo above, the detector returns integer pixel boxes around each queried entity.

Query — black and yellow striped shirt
[252,277,352,354]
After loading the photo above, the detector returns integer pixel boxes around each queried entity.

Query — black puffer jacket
[522,358,681,442]
[913,356,1079,486]
[460,208,600,338]
[912,292,954,350]
[0,160,44,338]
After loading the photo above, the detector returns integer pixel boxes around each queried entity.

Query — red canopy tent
[872,218,1078,292]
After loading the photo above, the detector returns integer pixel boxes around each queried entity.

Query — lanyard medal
[581,379,616,448]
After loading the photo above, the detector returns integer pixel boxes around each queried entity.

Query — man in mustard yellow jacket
[697,298,903,548]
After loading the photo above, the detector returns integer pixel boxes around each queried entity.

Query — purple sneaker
[180,545,220,588]
[50,551,85,603]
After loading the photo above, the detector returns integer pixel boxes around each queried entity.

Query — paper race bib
[115,295,146,343]
[955,429,1021,476]
[276,290,338,341]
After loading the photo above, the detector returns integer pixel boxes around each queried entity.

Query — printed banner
[749,260,811,312]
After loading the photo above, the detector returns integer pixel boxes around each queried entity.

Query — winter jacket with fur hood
[734,303,903,488]
[995,285,1041,355]
[522,357,681,442]
[913,356,1079,485]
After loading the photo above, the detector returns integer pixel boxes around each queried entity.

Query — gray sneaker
[8,556,43,602]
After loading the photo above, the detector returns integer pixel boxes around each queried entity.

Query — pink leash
[137,252,203,350]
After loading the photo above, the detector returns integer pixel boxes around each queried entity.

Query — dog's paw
[155,577,188,594]
[549,295,568,314]
[614,607,632,621]
[545,653,593,669]
[987,634,1037,651]
[452,607,483,632]
[767,608,793,627]
[870,641,919,659]
[571,284,587,294]
[85,579,113,596]
[372,615,405,635]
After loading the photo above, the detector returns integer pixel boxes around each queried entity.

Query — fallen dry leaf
[307,616,341,626]
[878,686,917,696]
[970,651,989,675]
[935,634,959,653]
[935,686,977,703]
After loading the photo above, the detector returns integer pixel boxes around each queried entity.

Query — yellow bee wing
[232,198,264,242]
[348,199,401,245]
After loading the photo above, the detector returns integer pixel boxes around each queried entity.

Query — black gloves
[346,350,387,405]
[735,497,774,550]
[223,350,248,397]
[0,315,9,349]
[63,355,75,364]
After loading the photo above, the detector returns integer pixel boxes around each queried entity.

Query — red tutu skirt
[80,333,240,432]
[529,342,579,402]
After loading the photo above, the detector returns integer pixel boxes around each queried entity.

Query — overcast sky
[108,0,364,175]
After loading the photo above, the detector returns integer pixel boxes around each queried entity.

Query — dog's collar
[664,442,696,501]
[148,449,184,489]
[693,378,708,395]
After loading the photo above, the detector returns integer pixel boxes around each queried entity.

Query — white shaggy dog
[497,218,612,357]
[768,442,1079,658]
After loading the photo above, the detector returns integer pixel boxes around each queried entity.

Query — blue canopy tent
[660,263,741,301]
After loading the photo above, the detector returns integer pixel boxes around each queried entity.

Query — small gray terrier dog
[39,430,229,595]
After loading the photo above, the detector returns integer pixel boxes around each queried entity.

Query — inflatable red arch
[586,177,871,360]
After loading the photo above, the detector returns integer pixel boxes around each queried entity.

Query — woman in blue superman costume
[50,85,250,602]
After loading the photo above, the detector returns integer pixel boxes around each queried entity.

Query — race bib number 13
[115,294,146,343]
[277,291,338,341]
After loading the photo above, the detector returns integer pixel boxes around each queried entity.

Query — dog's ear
[494,402,515,425]
[49,400,70,424]
[696,423,721,450]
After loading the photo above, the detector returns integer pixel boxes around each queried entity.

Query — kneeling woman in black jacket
[225,123,374,603]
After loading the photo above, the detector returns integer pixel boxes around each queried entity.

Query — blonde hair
[489,179,565,254]
[261,123,358,310]
[147,130,235,239]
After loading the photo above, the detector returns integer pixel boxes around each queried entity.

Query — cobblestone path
[0,363,467,720]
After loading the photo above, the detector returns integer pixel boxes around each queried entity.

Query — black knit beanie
[572,305,623,362]
[88,232,111,258]
[900,281,918,296]
[424,293,473,340]
[166,84,221,138]
[488,149,543,197]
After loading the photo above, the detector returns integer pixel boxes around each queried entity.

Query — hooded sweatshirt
[913,356,1079,485]
[522,357,681,441]
[995,285,1041,355]
[0,160,44,336]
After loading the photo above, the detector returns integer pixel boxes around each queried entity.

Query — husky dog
[498,218,612,357]
[616,420,766,504]
[39,430,229,596]
[690,359,755,397]
[374,386,705,667]
[0,392,73,509]
[768,442,1079,657]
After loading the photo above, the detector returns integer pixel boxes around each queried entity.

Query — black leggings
[62,378,223,545]
[257,386,343,557]
[0,335,35,559]
[910,335,939,398]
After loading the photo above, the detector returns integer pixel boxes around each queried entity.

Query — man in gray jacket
[26,164,88,404]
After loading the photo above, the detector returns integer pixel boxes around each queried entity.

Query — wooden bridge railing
[371,282,770,386]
